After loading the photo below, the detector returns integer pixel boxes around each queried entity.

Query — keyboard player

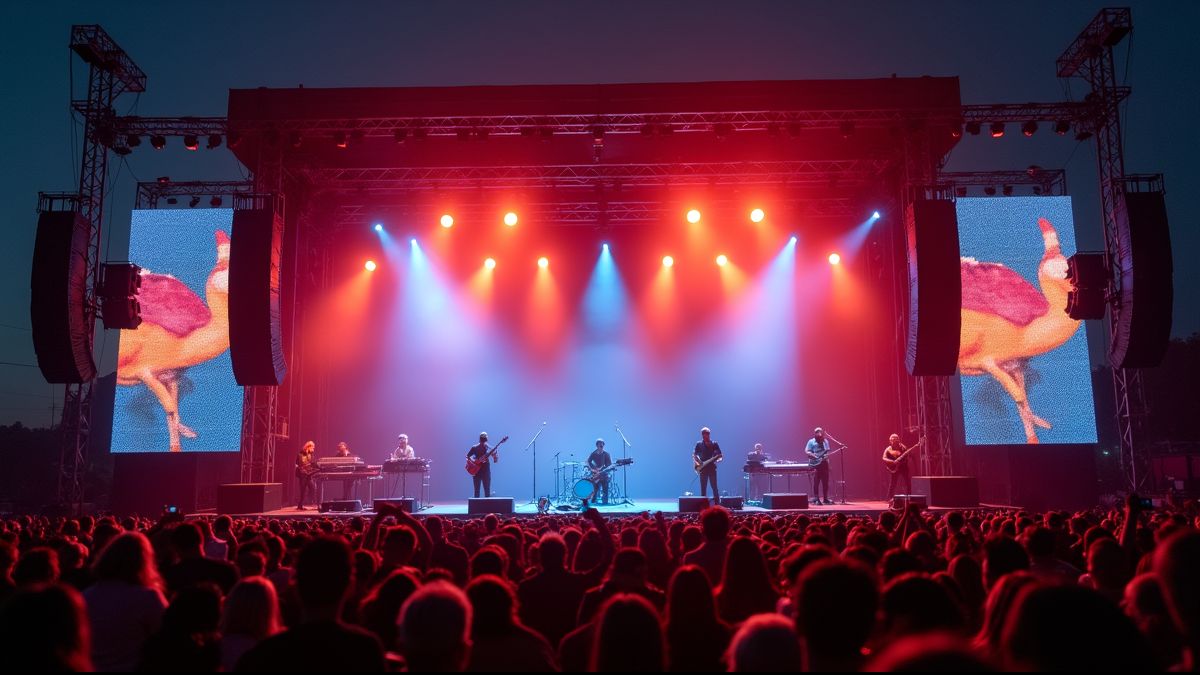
[392,434,416,460]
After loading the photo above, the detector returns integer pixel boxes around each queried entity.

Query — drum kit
[550,454,626,508]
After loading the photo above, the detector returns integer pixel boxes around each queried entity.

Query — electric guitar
[590,457,634,481]
[806,444,844,468]
[693,453,723,475]
[297,461,319,478]
[884,438,923,474]
[464,436,509,476]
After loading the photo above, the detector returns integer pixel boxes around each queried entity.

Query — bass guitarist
[805,428,833,505]
[693,427,723,498]
[883,433,917,498]
[467,432,501,498]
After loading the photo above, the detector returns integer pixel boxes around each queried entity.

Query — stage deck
[197,498,1015,520]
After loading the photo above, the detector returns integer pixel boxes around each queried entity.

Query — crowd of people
[0,496,1197,671]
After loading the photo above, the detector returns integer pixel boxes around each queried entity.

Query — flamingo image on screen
[955,197,1098,445]
[113,210,243,453]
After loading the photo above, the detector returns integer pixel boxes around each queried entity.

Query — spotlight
[188,196,200,208]
[410,238,417,246]
[440,214,454,228]
[394,129,407,144]
[839,121,855,138]
[156,176,171,184]
[989,122,1005,138]
[872,210,881,219]
[289,132,302,148]
[184,135,199,151]
[713,122,733,139]
[503,212,518,227]
[1003,185,1014,196]
[210,196,222,207]
[828,253,841,265]
[484,257,496,270]
[166,197,178,205]
[984,186,997,196]
[1021,121,1038,137]
[750,208,765,223]
[457,129,472,142]
[686,209,701,224]
[965,121,981,136]
[126,134,141,148]
[716,254,729,267]
[950,124,963,139]
[334,132,348,149]
[956,186,968,198]
[790,235,798,244]
[592,127,605,143]
[364,260,377,272]
[150,135,167,150]
[206,134,222,149]
[374,224,383,232]
[602,243,609,251]
[537,256,549,269]
[1074,129,1093,141]
[1053,120,1071,136]
[662,255,674,268]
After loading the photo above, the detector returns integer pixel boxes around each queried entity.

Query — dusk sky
[1,1,1196,428]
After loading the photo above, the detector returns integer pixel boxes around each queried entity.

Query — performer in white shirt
[392,433,416,460]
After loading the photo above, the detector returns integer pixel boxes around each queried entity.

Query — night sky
[1,1,1196,427]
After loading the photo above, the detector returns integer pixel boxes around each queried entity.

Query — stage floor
[208,498,1013,519]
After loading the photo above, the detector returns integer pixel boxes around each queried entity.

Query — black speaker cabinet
[719,496,744,510]
[468,497,513,514]
[373,498,416,513]
[217,483,283,514]
[31,210,96,383]
[230,209,287,385]
[905,199,961,375]
[911,476,979,508]
[763,493,809,510]
[678,496,712,512]
[1111,190,1173,368]
[320,500,363,513]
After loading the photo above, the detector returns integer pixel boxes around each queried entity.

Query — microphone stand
[523,422,547,505]
[614,422,635,506]
[825,431,850,505]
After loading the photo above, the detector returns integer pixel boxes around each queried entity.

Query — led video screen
[956,197,1098,445]
[112,209,242,452]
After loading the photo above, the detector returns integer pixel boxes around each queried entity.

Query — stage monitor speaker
[678,496,712,512]
[911,476,979,507]
[890,494,928,510]
[1111,189,1173,368]
[468,497,513,514]
[373,498,416,513]
[320,499,363,513]
[763,493,809,510]
[217,483,283,514]
[229,209,287,385]
[30,210,96,383]
[905,199,961,376]
[719,496,744,510]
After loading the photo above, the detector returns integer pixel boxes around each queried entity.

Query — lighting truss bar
[134,180,256,208]
[940,169,1068,194]
[69,25,147,96]
[1057,7,1133,78]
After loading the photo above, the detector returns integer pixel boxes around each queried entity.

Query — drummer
[587,438,613,505]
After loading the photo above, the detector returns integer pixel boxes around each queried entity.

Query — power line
[0,361,38,368]
[0,322,31,331]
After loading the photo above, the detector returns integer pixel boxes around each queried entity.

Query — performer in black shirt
[587,438,613,505]
[466,432,499,498]
[693,427,723,498]
[883,433,913,498]
[295,441,316,510]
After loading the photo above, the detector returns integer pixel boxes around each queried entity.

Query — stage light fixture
[750,208,765,223]
[1054,120,1071,136]
[206,134,222,149]
[984,186,997,196]
[440,214,454,228]
[210,196,222,207]
[364,260,377,272]
[503,212,518,226]
[1075,129,1093,141]
[537,256,549,269]
[989,122,1005,138]
[374,224,383,232]
[790,235,798,244]
[839,121,855,138]
[156,176,170,184]
[602,243,609,251]
[166,197,178,205]
[716,254,728,267]
[184,135,199,151]
[686,209,701,224]
[1003,185,1014,196]
[872,210,881,219]
[950,124,963,139]
[289,132,302,148]
[1022,121,1038,137]
[126,134,141,148]
[662,255,674,268]
[334,132,348,149]
[956,186,968,198]
[394,129,407,144]
[150,135,167,150]
[828,252,841,265]
[965,121,981,136]
[188,196,200,208]
[484,257,496,270]
[713,122,733,139]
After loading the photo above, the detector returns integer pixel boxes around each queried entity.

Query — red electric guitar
[465,436,509,476]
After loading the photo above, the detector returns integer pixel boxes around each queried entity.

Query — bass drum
[572,478,597,501]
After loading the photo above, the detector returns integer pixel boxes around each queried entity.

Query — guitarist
[587,438,613,505]
[805,428,832,505]
[883,434,913,498]
[693,427,723,499]
[295,441,316,510]
[467,432,500,498]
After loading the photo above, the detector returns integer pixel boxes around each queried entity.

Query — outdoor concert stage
[204,499,1015,520]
